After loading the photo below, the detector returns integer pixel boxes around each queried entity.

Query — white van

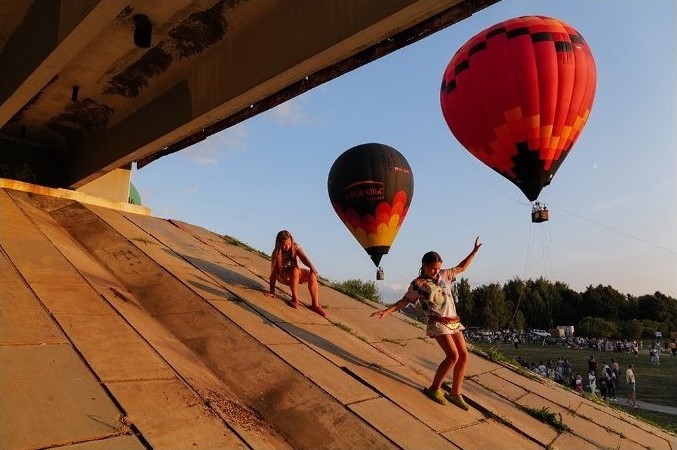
[531,329,551,338]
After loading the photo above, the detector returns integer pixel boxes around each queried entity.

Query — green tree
[556,282,582,326]
[473,283,511,329]
[635,292,677,330]
[639,319,668,339]
[621,319,643,341]
[520,288,546,329]
[581,284,626,321]
[333,279,381,303]
[577,316,618,338]
[455,278,476,324]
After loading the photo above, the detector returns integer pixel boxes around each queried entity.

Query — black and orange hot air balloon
[440,16,596,218]
[328,143,414,279]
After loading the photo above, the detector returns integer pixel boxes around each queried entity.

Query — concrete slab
[59,434,146,449]
[374,337,504,380]
[331,306,423,342]
[518,392,625,449]
[464,350,510,376]
[277,322,404,369]
[101,289,293,450]
[576,402,674,450]
[170,220,272,276]
[86,203,270,309]
[268,343,379,405]
[616,436,663,450]
[349,397,460,449]
[441,418,543,450]
[549,431,603,450]
[0,252,67,345]
[374,336,451,380]
[56,313,175,382]
[0,191,112,315]
[1,345,126,450]
[373,337,440,373]
[8,191,182,382]
[105,379,248,449]
[579,400,677,447]
[234,286,329,325]
[346,364,486,433]
[494,366,585,411]
[462,379,558,446]
[208,298,300,345]
[471,371,530,401]
[315,286,385,310]
[129,215,268,291]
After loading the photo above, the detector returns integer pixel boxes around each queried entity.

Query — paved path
[635,400,677,416]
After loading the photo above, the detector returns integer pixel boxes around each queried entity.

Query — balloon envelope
[328,143,414,267]
[440,16,596,201]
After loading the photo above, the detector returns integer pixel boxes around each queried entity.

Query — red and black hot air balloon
[440,16,596,217]
[328,143,414,279]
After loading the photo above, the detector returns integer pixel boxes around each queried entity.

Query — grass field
[470,341,677,433]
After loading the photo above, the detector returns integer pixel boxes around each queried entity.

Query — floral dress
[402,268,465,337]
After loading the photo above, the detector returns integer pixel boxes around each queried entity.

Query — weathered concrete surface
[2,186,676,449]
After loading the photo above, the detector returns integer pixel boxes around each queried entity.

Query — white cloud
[184,124,248,165]
[268,100,311,126]
[212,123,248,149]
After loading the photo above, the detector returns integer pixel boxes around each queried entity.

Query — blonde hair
[271,230,296,274]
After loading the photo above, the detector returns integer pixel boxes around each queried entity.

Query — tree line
[333,277,677,340]
[454,277,677,340]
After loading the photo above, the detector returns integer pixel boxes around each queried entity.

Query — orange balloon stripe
[332,191,410,247]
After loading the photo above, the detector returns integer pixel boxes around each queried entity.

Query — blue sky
[133,0,677,300]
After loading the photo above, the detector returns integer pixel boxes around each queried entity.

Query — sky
[133,0,677,301]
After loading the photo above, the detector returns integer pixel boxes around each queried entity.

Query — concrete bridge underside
[1,0,497,192]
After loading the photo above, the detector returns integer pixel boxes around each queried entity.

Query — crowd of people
[514,354,643,405]
[466,328,677,361]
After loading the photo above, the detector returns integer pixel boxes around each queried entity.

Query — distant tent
[129,183,142,205]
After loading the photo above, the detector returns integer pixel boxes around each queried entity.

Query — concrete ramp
[1,186,675,449]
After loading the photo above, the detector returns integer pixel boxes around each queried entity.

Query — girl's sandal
[422,387,448,405]
[445,393,470,411]
[288,299,299,309]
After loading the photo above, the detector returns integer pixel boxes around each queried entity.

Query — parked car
[530,329,551,338]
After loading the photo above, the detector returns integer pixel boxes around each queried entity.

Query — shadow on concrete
[181,253,423,391]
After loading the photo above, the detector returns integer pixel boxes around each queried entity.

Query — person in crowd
[588,371,597,396]
[626,363,637,408]
[587,355,597,378]
[610,358,620,388]
[574,373,584,395]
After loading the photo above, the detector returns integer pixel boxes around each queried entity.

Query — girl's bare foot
[310,304,327,317]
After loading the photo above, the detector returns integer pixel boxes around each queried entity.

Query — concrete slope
[1,187,675,450]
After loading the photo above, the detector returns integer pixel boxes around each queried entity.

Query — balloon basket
[531,202,549,223]
[376,266,384,280]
